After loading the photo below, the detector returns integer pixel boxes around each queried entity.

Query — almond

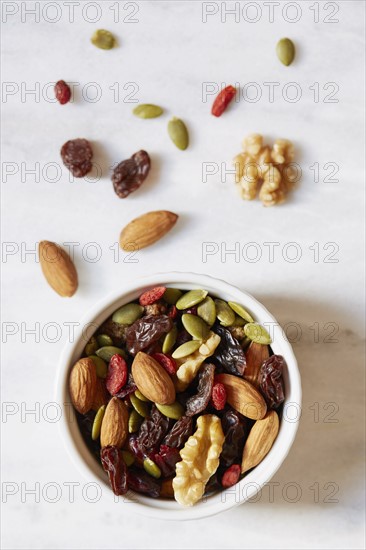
[119,210,178,251]
[69,358,97,414]
[132,352,176,405]
[241,410,279,473]
[100,397,128,448]
[39,240,78,297]
[244,342,269,386]
[91,378,109,411]
[215,373,267,420]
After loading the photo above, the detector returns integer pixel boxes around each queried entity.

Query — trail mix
[69,286,285,506]
[234,134,298,206]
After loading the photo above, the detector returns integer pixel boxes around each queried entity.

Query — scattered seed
[133,104,164,119]
[91,29,116,50]
[168,117,189,150]
[276,38,295,66]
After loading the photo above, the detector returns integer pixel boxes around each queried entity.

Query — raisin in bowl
[57,272,301,520]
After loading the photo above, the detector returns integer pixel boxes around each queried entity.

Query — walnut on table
[173,414,225,507]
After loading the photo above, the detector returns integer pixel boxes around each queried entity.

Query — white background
[1,1,365,549]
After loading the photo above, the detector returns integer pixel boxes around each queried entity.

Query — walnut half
[173,415,225,506]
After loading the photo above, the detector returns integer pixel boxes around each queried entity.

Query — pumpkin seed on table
[112,303,144,325]
[215,299,236,327]
[168,117,189,150]
[96,346,126,362]
[276,38,295,66]
[228,301,254,323]
[182,313,209,341]
[162,324,178,354]
[97,334,113,347]
[121,450,135,466]
[163,288,183,305]
[156,401,184,420]
[128,409,143,433]
[143,457,161,479]
[130,393,150,417]
[133,104,164,119]
[90,355,108,378]
[244,323,272,344]
[176,289,208,310]
[197,296,216,327]
[91,405,106,440]
[172,339,201,359]
[91,29,116,50]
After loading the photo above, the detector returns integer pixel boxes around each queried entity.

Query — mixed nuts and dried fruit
[69,286,285,506]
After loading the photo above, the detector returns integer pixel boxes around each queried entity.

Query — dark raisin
[61,138,93,178]
[175,328,191,347]
[259,354,285,409]
[185,363,215,416]
[220,409,246,468]
[101,446,128,496]
[136,405,171,456]
[163,416,193,448]
[126,314,172,355]
[127,469,160,498]
[114,372,137,399]
[154,445,181,477]
[55,80,71,104]
[213,325,246,376]
[112,150,151,198]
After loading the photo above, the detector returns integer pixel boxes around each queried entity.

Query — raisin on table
[61,138,93,178]
[112,150,151,198]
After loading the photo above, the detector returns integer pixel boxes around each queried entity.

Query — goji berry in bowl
[57,272,301,520]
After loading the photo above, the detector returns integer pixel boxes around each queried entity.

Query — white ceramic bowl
[57,272,301,520]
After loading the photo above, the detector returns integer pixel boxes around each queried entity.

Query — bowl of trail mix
[58,273,301,519]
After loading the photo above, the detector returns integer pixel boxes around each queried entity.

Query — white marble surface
[1,1,365,548]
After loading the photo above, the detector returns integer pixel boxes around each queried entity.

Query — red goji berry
[211,382,227,410]
[221,464,241,488]
[168,305,178,319]
[106,354,128,395]
[139,286,166,306]
[151,352,177,375]
[211,85,236,117]
[55,80,71,105]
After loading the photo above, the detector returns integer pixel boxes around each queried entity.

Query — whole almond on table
[100,397,129,448]
[119,210,178,251]
[69,358,97,414]
[241,410,279,473]
[215,373,267,420]
[244,342,270,386]
[39,240,78,297]
[131,352,176,405]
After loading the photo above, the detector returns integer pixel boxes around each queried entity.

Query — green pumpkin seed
[133,104,163,119]
[143,457,161,479]
[96,346,126,362]
[90,355,108,378]
[112,303,144,325]
[84,336,98,356]
[197,296,216,327]
[121,450,135,466]
[244,323,272,344]
[97,334,113,347]
[215,299,236,327]
[172,340,201,359]
[163,288,183,305]
[176,289,208,310]
[91,405,105,440]
[228,301,254,323]
[156,401,184,420]
[233,315,246,327]
[276,38,295,66]
[135,389,149,402]
[130,393,150,418]
[162,324,178,354]
[182,313,209,341]
[128,409,143,433]
[168,117,189,150]
[91,29,116,50]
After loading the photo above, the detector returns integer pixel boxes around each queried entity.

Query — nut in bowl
[57,273,301,520]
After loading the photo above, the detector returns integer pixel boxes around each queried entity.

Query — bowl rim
[56,271,302,520]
